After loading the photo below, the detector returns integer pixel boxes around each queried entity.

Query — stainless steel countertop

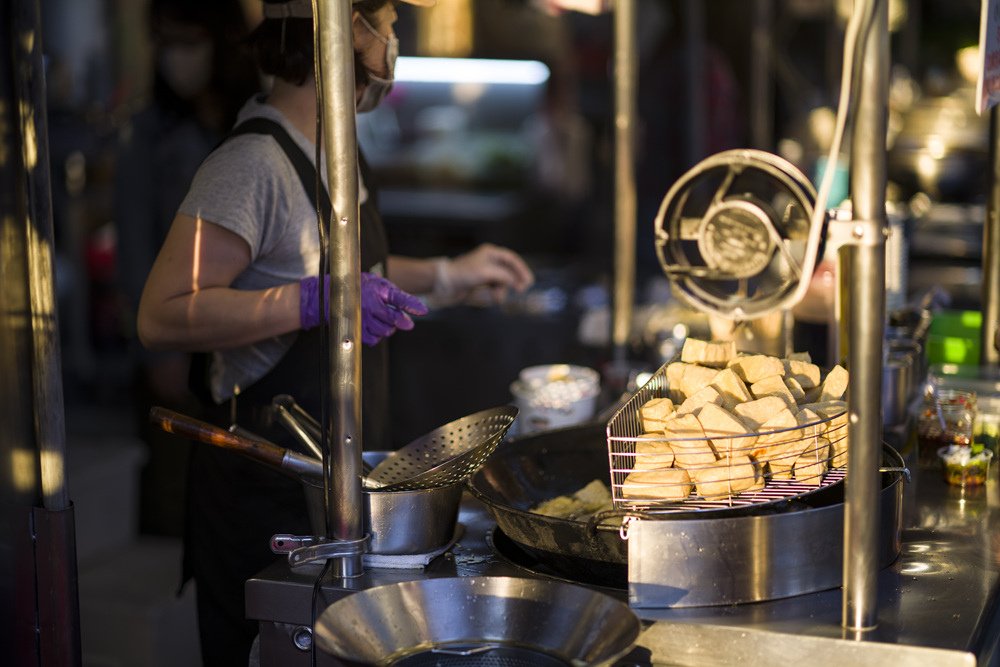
[247,445,1000,666]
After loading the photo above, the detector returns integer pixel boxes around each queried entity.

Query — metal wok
[468,423,901,592]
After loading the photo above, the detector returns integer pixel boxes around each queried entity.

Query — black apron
[183,118,390,667]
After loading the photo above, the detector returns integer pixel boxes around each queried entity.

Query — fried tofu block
[784,376,806,402]
[818,365,850,402]
[787,351,812,363]
[794,407,825,458]
[632,434,675,471]
[621,467,693,501]
[681,338,737,368]
[727,354,785,384]
[750,408,800,463]
[769,464,794,480]
[664,414,718,467]
[801,400,849,467]
[710,367,754,411]
[690,456,759,498]
[794,436,829,485]
[733,395,791,432]
[639,397,675,432]
[676,385,724,416]
[783,359,822,390]
[750,375,797,410]
[697,403,756,458]
[680,364,722,400]
[666,362,687,403]
[573,479,613,509]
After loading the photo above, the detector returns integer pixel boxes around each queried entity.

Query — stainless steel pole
[750,0,774,151]
[315,0,364,577]
[981,108,1000,368]
[842,0,887,632]
[682,0,707,167]
[612,0,637,364]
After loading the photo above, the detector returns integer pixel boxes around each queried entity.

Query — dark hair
[249,0,392,87]
[149,0,259,128]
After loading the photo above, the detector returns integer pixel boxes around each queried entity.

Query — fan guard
[654,149,824,320]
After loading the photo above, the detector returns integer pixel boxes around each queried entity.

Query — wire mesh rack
[606,360,847,512]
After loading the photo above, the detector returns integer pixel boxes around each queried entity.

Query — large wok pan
[468,423,883,590]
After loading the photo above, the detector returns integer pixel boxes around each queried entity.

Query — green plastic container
[926,310,982,366]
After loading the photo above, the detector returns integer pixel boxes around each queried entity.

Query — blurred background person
[113,0,260,537]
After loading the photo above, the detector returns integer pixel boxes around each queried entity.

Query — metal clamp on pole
[270,534,370,569]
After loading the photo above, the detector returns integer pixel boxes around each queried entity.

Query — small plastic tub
[937,446,993,487]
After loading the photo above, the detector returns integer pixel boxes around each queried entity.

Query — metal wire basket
[367,406,518,492]
[606,360,846,512]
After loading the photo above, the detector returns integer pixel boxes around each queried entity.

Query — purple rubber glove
[299,273,428,346]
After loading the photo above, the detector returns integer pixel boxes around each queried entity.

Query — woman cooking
[137,0,535,664]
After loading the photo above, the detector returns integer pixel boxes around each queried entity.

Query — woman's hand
[431,243,535,307]
[300,272,428,345]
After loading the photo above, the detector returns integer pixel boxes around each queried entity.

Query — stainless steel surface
[612,0,637,362]
[276,534,370,569]
[313,576,641,666]
[637,622,975,667]
[302,476,463,555]
[627,446,904,608]
[316,0,363,576]
[882,353,912,427]
[366,406,517,492]
[984,107,1000,368]
[249,458,1000,667]
[842,0,888,632]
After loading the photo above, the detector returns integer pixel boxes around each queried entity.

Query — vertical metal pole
[612,0,637,364]
[16,0,68,514]
[315,0,364,577]
[842,0,887,632]
[682,0,707,167]
[981,108,1000,368]
[750,0,774,150]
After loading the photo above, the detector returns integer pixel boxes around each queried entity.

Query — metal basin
[303,452,462,555]
[314,576,641,666]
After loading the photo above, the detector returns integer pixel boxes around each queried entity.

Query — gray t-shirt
[179,96,367,403]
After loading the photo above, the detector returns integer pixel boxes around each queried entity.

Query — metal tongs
[271,395,377,484]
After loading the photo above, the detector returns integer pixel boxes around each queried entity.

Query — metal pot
[302,452,463,555]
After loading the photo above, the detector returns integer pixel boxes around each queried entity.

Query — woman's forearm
[386,254,436,294]
[138,282,300,351]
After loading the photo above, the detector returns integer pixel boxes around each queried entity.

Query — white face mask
[158,40,213,100]
[356,15,398,113]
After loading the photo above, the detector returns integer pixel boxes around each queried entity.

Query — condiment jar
[916,389,977,467]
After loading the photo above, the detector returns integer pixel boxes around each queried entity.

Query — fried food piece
[689,456,760,498]
[664,414,718,467]
[727,355,785,384]
[639,397,675,432]
[676,385,724,416]
[733,396,791,432]
[750,408,800,463]
[750,375,797,410]
[632,434,675,471]
[681,337,737,368]
[680,364,722,401]
[783,359,821,390]
[696,403,756,458]
[710,367,754,411]
[621,468,692,501]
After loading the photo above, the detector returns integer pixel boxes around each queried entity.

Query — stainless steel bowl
[314,576,641,666]
[302,452,462,555]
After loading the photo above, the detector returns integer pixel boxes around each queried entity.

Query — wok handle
[150,406,287,470]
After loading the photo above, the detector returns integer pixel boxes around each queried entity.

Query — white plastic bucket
[510,364,600,435]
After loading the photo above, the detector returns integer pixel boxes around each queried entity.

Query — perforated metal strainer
[366,406,518,492]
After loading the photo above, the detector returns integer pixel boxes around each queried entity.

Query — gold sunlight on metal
[12,448,38,493]
[417,0,473,58]
[192,215,204,291]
